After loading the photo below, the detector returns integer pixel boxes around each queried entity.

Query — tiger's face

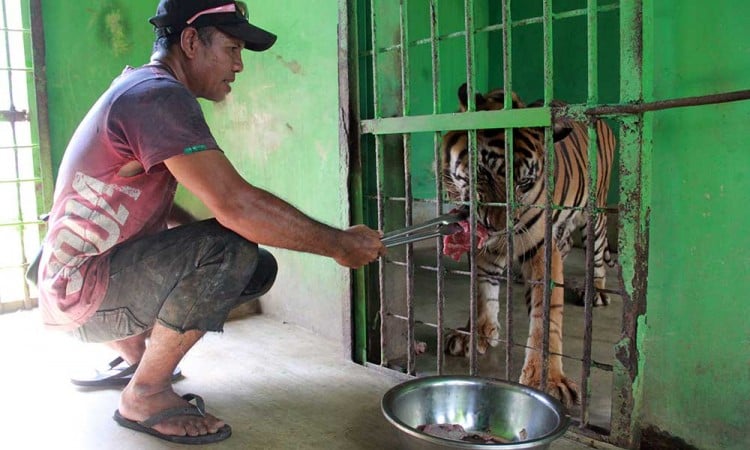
[442,130,545,232]
[441,85,549,233]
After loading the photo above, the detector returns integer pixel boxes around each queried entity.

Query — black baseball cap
[149,0,277,52]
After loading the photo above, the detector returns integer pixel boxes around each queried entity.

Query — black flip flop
[113,393,232,444]
[70,356,182,387]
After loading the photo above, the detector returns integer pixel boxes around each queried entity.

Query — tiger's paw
[445,322,500,356]
[572,290,610,307]
[445,328,470,356]
[520,367,580,409]
[594,292,610,306]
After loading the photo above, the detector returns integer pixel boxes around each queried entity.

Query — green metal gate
[341,0,645,446]
[0,0,52,313]
[340,0,750,447]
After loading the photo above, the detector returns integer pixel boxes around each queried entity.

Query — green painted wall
[643,1,750,448]
[41,0,350,342]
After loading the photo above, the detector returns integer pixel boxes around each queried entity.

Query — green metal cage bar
[360,107,551,135]
[578,0,600,430]
[397,0,417,376]
[501,0,515,383]
[428,0,447,374]
[610,0,647,447]
[462,0,481,376]
[539,0,556,395]
[368,0,389,370]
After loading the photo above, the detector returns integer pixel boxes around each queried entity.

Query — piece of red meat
[416,423,467,441]
[416,423,516,444]
[443,219,489,261]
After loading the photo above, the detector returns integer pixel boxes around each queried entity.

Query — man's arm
[163,149,385,268]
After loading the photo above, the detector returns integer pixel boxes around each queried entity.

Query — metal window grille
[0,0,51,314]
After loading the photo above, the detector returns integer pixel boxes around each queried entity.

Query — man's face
[189,29,245,102]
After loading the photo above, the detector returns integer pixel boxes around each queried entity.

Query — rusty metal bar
[609,0,646,447]
[501,0,515,383]
[370,196,616,214]
[540,0,554,392]
[386,255,623,298]
[587,89,750,116]
[380,273,617,374]
[383,308,615,369]
[428,0,446,375]
[579,0,598,429]
[376,145,387,367]
[580,126,597,428]
[397,0,417,376]
[369,0,388,368]
[463,0,479,377]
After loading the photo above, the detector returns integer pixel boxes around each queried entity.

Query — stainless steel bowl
[381,376,569,449]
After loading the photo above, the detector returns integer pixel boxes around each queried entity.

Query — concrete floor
[0,306,621,449]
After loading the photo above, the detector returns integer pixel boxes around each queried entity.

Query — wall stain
[217,94,290,158]
[275,55,303,74]
[90,0,132,56]
[104,11,130,56]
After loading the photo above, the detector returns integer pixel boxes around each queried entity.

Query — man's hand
[334,225,386,269]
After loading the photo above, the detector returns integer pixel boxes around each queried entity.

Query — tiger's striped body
[441,86,616,407]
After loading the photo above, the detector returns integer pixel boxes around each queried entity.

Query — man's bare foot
[106,331,150,365]
[119,384,226,437]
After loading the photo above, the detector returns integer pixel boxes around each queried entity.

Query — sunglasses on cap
[150,1,276,52]
[187,1,249,25]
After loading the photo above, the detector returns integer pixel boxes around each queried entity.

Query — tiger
[441,83,616,407]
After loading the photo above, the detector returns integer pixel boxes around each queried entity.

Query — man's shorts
[71,219,277,343]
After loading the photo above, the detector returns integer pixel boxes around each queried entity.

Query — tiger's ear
[534,119,573,142]
[458,83,486,112]
[552,120,573,142]
[528,99,544,108]
[528,99,568,109]
[528,98,572,140]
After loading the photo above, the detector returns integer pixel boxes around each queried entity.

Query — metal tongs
[380,207,469,248]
